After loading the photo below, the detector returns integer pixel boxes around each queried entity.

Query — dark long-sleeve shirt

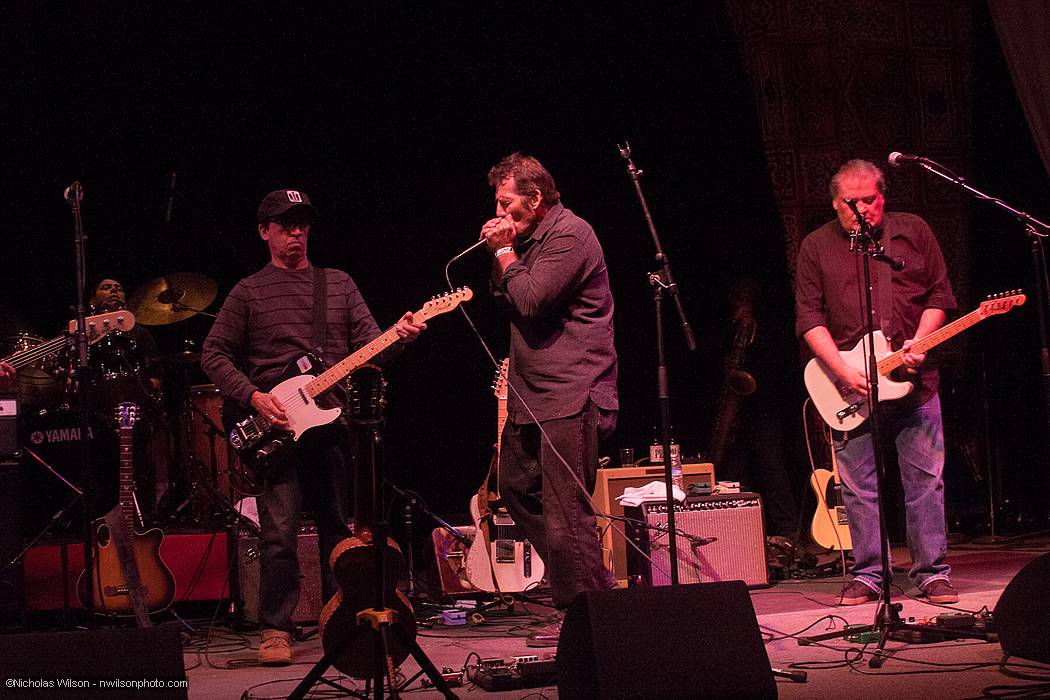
[795,212,957,404]
[201,264,387,407]
[494,203,618,423]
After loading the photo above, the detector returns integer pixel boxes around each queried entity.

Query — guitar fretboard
[119,426,136,529]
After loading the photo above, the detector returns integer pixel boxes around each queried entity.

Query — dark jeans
[256,423,353,633]
[499,400,618,610]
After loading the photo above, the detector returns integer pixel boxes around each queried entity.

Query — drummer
[90,278,162,391]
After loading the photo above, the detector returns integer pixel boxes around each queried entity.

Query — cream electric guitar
[465,359,546,593]
[806,291,1026,430]
[809,424,853,551]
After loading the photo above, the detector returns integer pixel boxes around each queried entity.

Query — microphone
[63,182,83,203]
[888,151,928,167]
[843,197,871,233]
[449,238,487,263]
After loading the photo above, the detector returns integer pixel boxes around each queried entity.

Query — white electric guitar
[465,359,546,593]
[806,291,1026,430]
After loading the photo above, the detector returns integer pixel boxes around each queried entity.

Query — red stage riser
[23,531,229,611]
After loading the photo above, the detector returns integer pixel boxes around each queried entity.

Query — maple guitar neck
[876,306,984,375]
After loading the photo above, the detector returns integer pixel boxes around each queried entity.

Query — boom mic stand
[66,181,98,626]
[898,156,1050,515]
[618,142,697,584]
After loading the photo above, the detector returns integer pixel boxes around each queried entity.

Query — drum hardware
[127,273,218,326]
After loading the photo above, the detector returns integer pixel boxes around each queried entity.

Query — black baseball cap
[257,189,319,223]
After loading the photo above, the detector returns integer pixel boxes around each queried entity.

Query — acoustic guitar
[77,402,175,623]
[465,358,546,593]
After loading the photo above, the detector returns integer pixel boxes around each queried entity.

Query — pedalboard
[468,655,557,691]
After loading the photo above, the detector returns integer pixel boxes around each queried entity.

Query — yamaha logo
[286,190,303,203]
[30,430,45,445]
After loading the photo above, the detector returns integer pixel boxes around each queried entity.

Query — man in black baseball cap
[256,189,319,223]
[203,187,426,665]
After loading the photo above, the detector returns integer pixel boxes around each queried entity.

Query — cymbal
[128,273,218,325]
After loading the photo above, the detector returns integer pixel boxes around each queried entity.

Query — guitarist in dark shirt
[201,189,425,665]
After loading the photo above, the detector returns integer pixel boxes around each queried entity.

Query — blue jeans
[835,394,950,590]
[499,401,618,609]
[256,423,353,633]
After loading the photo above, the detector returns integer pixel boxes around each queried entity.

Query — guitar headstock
[69,310,137,345]
[491,358,509,400]
[116,402,139,430]
[978,290,1026,318]
[420,287,473,319]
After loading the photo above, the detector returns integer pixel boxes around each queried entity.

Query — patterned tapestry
[727,0,974,306]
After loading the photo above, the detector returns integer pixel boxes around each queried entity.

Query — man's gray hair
[829,159,886,200]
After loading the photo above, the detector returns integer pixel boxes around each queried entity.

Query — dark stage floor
[4,538,1049,699]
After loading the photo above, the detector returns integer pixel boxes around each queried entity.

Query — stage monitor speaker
[0,460,23,623]
[626,492,768,587]
[237,526,326,624]
[996,552,1050,664]
[593,462,716,585]
[557,581,776,699]
[0,625,187,698]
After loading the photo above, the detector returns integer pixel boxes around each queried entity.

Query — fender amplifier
[237,526,326,624]
[625,493,768,588]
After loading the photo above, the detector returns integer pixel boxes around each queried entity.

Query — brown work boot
[921,579,959,604]
[259,629,293,666]
[837,579,880,606]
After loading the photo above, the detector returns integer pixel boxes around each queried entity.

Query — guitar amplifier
[593,463,716,585]
[0,392,18,458]
[625,493,768,588]
[237,526,327,625]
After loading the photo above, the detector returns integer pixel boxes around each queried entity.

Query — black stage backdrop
[3,3,1047,533]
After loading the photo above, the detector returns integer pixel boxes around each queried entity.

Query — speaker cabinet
[0,393,19,458]
[626,493,768,587]
[237,527,326,624]
[0,625,187,698]
[0,460,22,622]
[996,552,1050,664]
[593,463,715,585]
[557,582,776,699]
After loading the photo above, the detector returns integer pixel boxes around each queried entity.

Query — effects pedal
[468,655,557,691]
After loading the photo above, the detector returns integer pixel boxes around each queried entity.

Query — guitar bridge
[836,402,862,421]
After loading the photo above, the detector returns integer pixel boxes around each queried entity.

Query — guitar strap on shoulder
[877,232,894,339]
[313,266,328,354]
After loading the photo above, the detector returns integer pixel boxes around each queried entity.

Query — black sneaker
[837,579,880,606]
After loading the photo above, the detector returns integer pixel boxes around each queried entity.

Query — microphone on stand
[888,151,930,167]
[63,182,83,203]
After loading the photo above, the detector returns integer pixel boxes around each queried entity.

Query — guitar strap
[877,231,894,339]
[313,266,327,352]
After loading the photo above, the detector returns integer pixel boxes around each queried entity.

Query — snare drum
[3,334,63,411]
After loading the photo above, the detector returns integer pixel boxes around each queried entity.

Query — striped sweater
[201,263,393,407]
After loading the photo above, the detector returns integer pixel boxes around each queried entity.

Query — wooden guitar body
[318,530,417,679]
[77,518,176,614]
[808,468,853,551]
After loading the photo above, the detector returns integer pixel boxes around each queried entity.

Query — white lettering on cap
[286,190,303,203]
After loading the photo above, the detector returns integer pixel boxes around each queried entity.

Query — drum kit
[8,272,252,535]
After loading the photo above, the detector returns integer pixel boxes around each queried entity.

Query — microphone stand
[618,142,697,585]
[906,158,1050,470]
[66,182,97,626]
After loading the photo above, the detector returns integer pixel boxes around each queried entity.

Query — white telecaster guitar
[806,291,1026,430]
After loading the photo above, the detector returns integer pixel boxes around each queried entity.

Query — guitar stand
[289,423,457,700]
